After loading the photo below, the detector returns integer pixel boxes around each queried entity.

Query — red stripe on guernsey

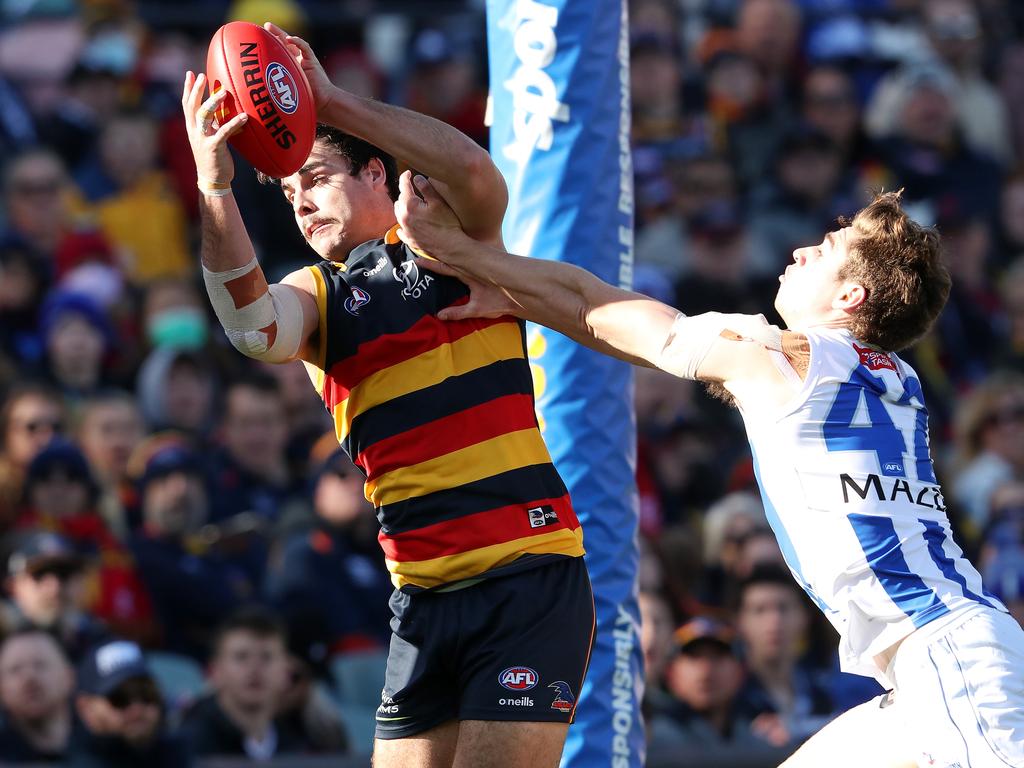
[378,494,578,562]
[356,394,538,480]
[321,305,509,411]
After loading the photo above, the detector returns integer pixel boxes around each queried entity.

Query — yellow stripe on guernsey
[365,428,553,506]
[303,265,329,390]
[333,322,525,443]
[387,527,585,590]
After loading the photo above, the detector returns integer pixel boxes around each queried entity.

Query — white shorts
[891,604,1024,768]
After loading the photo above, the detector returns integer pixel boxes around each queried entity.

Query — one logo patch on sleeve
[853,343,897,372]
[344,286,371,316]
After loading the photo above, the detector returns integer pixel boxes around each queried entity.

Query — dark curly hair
[257,124,399,201]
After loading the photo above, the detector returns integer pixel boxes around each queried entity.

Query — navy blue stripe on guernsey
[848,513,950,627]
[342,358,535,459]
[919,519,997,608]
[377,463,569,536]
[315,251,472,363]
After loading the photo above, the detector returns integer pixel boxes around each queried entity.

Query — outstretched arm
[183,71,319,364]
[396,172,785,388]
[265,24,507,244]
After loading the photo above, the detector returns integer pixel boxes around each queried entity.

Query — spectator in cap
[18,440,155,645]
[0,628,77,762]
[0,530,110,663]
[733,565,835,748]
[267,448,393,653]
[39,290,115,402]
[647,616,761,749]
[128,435,252,661]
[0,383,64,527]
[180,607,308,760]
[71,639,191,768]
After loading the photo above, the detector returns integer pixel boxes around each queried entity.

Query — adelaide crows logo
[344,286,371,316]
[548,681,575,713]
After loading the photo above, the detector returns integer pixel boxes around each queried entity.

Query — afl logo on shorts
[266,62,298,114]
[499,667,538,691]
[344,286,371,316]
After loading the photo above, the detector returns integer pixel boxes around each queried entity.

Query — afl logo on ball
[499,667,538,691]
[266,62,298,114]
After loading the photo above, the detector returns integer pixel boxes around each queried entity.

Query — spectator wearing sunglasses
[0,531,110,663]
[16,440,156,645]
[0,383,64,529]
[71,639,191,768]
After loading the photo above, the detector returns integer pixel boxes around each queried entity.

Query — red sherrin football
[206,21,315,177]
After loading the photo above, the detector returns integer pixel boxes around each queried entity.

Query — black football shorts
[374,556,595,739]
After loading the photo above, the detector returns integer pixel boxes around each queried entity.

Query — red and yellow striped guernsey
[303,227,584,591]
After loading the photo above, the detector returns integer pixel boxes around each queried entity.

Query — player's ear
[365,157,388,191]
[833,282,866,312]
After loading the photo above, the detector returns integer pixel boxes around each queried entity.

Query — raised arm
[266,24,507,244]
[395,172,786,391]
[183,71,319,364]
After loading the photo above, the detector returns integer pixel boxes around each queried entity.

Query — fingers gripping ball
[206,21,315,177]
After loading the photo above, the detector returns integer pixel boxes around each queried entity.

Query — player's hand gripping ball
[205,21,315,177]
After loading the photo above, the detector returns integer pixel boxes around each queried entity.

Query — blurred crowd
[0,0,1022,764]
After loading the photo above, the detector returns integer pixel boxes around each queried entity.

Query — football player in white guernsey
[394,176,1024,768]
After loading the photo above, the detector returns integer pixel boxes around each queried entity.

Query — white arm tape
[203,258,305,363]
[658,311,782,379]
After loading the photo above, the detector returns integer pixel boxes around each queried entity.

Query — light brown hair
[840,190,950,352]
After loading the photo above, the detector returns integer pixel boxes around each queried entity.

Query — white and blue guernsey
[740,327,1005,680]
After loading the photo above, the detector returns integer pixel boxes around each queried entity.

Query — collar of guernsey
[309,224,585,593]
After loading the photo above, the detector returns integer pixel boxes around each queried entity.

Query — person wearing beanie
[17,440,155,645]
[127,436,251,661]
